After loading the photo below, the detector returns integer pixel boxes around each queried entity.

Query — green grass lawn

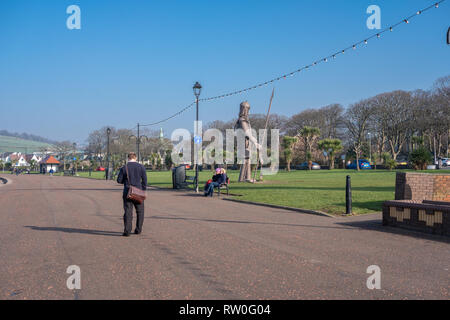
[149,169,397,215]
[72,168,450,215]
[76,171,106,179]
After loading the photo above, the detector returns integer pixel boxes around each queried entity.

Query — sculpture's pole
[253,88,275,183]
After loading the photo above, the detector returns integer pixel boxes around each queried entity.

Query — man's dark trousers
[123,196,144,234]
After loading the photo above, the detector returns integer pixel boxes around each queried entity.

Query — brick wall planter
[395,172,450,202]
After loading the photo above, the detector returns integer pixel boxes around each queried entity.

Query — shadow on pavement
[149,215,354,230]
[24,226,123,237]
[336,220,450,243]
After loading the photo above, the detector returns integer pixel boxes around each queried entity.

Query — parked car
[396,159,408,166]
[440,158,449,167]
[347,159,372,170]
[296,162,321,170]
[96,166,105,171]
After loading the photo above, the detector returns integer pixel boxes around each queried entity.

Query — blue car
[347,159,372,170]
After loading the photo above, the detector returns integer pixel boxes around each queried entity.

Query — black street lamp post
[137,123,140,162]
[106,128,111,180]
[73,142,77,176]
[129,133,148,164]
[193,82,202,193]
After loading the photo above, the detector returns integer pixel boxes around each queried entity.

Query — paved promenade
[0,174,448,299]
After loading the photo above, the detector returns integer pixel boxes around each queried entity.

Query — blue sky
[0,0,449,145]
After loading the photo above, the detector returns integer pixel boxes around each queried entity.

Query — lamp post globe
[193,82,202,98]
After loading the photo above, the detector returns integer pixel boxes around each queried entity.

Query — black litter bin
[172,165,187,189]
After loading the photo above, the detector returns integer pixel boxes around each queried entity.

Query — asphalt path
[0,174,448,299]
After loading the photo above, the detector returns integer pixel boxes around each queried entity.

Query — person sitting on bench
[204,168,227,197]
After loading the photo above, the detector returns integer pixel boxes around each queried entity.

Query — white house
[4,152,21,164]
[15,155,29,167]
[25,154,42,164]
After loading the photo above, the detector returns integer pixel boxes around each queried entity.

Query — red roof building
[42,155,60,164]
[40,155,60,173]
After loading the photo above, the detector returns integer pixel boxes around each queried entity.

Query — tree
[282,136,298,171]
[345,99,373,171]
[54,141,74,170]
[409,146,432,170]
[10,159,18,170]
[318,139,343,169]
[0,159,4,172]
[381,153,397,171]
[86,128,107,161]
[299,126,321,162]
[29,159,37,172]
[164,150,173,169]
[321,104,345,139]
[411,136,424,151]
[371,91,413,160]
[285,105,344,139]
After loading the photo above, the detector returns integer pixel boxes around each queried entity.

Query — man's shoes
[134,230,141,235]
[122,232,130,237]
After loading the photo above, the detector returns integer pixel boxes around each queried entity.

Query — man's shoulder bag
[125,164,146,204]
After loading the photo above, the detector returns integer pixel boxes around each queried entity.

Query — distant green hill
[0,135,53,153]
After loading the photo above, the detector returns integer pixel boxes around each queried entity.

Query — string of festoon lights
[139,0,446,128]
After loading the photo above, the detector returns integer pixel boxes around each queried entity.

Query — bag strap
[125,163,131,186]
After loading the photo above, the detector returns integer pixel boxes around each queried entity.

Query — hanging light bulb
[353,45,356,50]
[417,10,422,15]
[390,27,393,32]
[364,40,368,44]
[404,19,409,24]
[324,58,328,62]
[377,33,381,38]
[342,50,345,54]
[435,3,439,8]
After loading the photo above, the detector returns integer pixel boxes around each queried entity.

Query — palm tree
[299,126,321,162]
[318,139,343,169]
[282,136,298,172]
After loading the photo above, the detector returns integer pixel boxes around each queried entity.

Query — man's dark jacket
[117,162,148,196]
[212,173,227,185]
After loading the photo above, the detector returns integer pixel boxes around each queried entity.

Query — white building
[15,155,29,167]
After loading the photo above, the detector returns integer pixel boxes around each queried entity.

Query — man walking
[117,152,147,237]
